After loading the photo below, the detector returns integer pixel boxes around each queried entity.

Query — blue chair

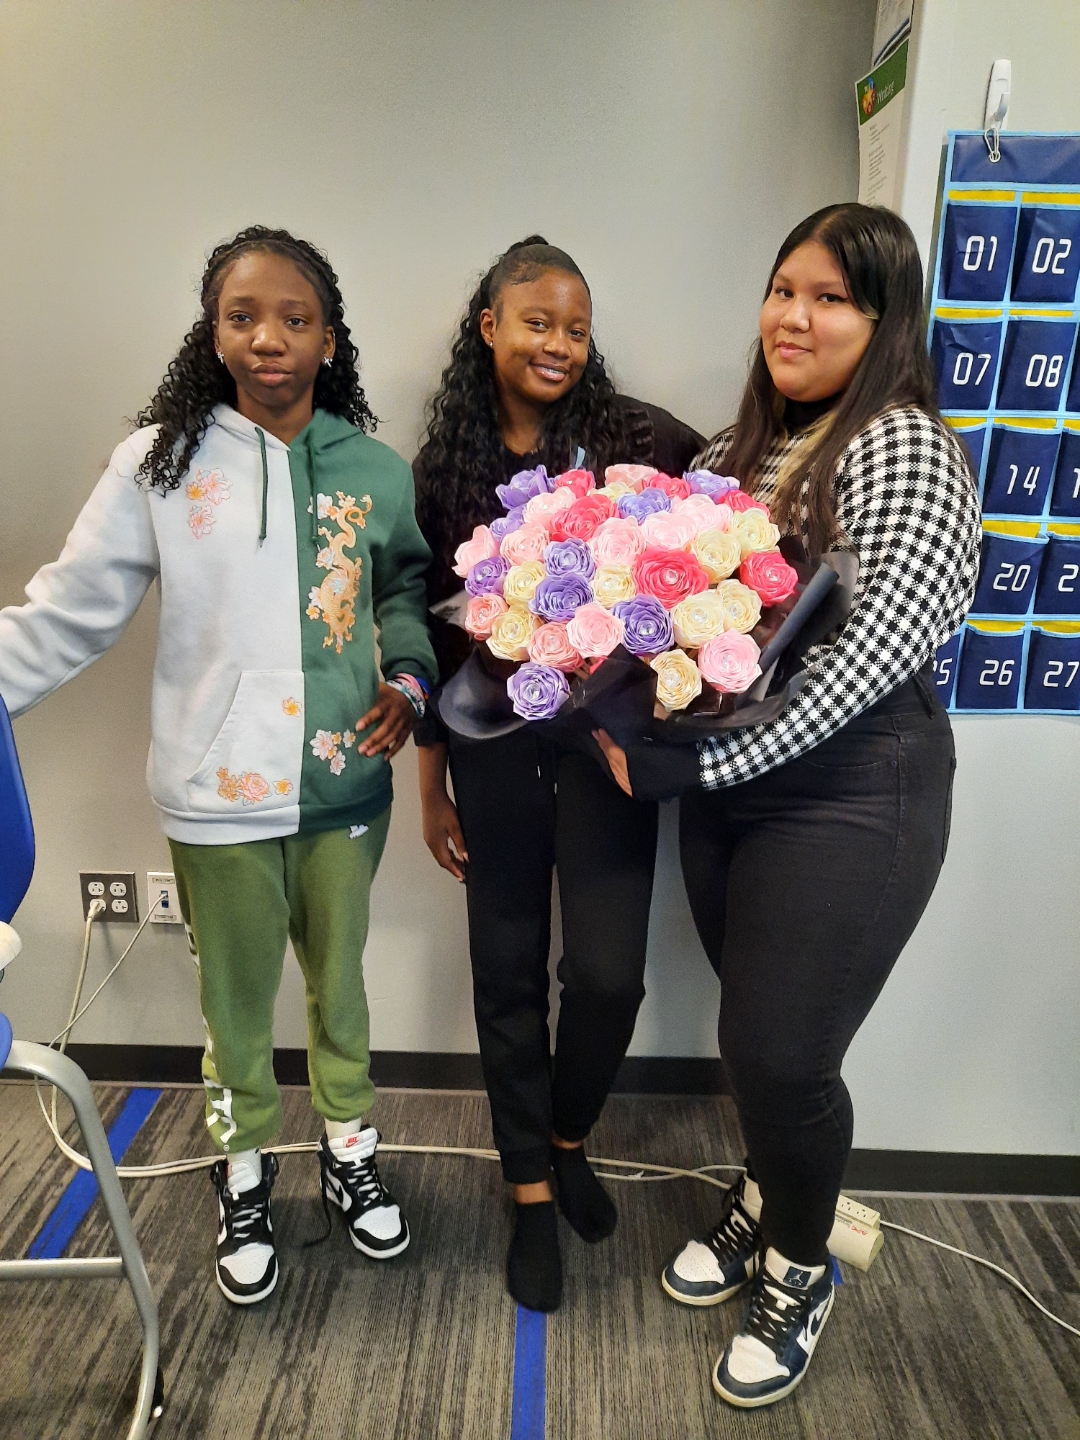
[0,694,163,1438]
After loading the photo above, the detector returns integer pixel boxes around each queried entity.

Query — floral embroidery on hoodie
[309,724,359,777]
[187,469,232,537]
[305,491,373,653]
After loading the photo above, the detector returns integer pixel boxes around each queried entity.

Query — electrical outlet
[147,871,183,925]
[80,871,139,923]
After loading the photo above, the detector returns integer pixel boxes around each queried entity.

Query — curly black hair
[135,226,377,493]
[415,236,643,569]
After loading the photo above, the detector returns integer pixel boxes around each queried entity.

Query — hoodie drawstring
[256,427,269,545]
[310,451,319,544]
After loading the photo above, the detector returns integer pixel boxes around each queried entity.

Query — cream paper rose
[732,508,781,557]
[693,528,742,582]
[597,480,635,500]
[502,560,546,605]
[714,578,762,633]
[671,589,727,648]
[591,565,638,609]
[650,648,703,711]
[487,605,541,660]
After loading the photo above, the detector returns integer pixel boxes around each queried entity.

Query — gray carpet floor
[1,1081,1078,1440]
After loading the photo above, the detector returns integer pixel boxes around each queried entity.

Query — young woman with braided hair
[0,227,437,1303]
[414,238,703,1311]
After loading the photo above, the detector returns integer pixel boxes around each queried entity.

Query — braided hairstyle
[416,236,642,573]
[135,226,377,493]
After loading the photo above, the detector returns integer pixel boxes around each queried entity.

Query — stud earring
[216,350,225,363]
[322,356,333,368]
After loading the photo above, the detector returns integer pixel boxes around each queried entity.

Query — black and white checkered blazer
[691,405,982,789]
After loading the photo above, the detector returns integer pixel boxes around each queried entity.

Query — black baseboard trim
[54,1044,729,1096]
[40,1045,1079,1196]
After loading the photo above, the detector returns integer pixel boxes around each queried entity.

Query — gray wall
[8,0,1074,1159]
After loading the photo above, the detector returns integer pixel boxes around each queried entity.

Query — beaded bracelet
[387,673,429,719]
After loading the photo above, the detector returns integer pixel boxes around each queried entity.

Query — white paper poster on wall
[871,0,913,67]
[856,39,909,209]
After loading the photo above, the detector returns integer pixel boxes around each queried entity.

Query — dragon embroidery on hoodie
[306,491,373,653]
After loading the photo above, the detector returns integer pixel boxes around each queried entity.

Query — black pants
[448,729,659,1184]
[679,673,955,1264]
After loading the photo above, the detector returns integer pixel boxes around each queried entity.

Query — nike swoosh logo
[796,1299,831,1354]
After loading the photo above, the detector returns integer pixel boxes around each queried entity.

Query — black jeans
[448,729,659,1184]
[678,673,956,1264]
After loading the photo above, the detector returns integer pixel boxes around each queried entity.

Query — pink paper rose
[527,621,584,672]
[523,488,575,526]
[727,490,770,515]
[464,592,509,640]
[551,468,596,498]
[697,631,762,693]
[604,464,658,493]
[501,522,552,566]
[674,494,732,535]
[550,493,617,543]
[648,472,691,501]
[565,602,626,658]
[740,550,799,605]
[640,509,699,551]
[633,547,711,609]
[588,516,647,567]
[453,524,499,578]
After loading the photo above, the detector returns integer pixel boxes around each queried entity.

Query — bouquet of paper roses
[447,462,819,728]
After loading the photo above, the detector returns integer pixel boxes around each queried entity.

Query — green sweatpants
[169,810,390,1154]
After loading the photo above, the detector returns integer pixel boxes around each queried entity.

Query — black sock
[507,1201,562,1312]
[551,1144,617,1243]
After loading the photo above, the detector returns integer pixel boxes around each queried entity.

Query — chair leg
[5,1040,161,1440]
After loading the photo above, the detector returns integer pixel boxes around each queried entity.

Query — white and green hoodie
[0,405,436,844]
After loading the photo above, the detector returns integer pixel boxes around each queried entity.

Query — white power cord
[30,903,1080,1341]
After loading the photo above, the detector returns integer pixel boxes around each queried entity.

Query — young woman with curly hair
[413,238,704,1311]
[0,227,437,1305]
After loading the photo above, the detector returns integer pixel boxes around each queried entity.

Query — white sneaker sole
[215,1261,279,1307]
[712,1287,835,1408]
[661,1268,752,1307]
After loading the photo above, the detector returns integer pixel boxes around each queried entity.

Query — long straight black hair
[724,203,950,554]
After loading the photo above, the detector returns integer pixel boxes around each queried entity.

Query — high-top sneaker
[712,1246,835,1408]
[318,1128,410,1259]
[209,1152,279,1305]
[662,1174,761,1306]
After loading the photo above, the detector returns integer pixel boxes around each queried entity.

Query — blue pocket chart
[971,532,1046,615]
[931,320,1003,411]
[1011,207,1080,304]
[955,625,1024,710]
[1034,534,1080,614]
[1024,626,1080,711]
[995,320,1076,411]
[932,631,963,707]
[982,426,1060,514]
[1051,429,1080,516]
[929,132,1080,713]
[940,205,1016,302]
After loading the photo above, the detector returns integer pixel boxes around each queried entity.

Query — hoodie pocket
[186,670,305,814]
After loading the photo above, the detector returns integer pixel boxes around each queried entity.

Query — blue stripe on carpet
[510,1305,546,1440]
[28,1087,161,1259]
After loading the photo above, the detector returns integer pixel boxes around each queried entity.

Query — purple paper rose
[612,595,674,656]
[529,573,594,622]
[491,506,526,540]
[465,554,511,597]
[685,469,740,500]
[544,538,596,581]
[507,662,570,721]
[496,465,552,511]
[617,487,672,523]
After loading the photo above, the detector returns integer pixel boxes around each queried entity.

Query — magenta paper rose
[551,468,596,498]
[740,550,799,605]
[697,631,762,693]
[727,490,770,515]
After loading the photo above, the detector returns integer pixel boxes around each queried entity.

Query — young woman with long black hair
[414,237,702,1311]
[595,203,981,1406]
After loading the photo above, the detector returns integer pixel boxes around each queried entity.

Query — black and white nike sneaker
[662,1174,761,1306]
[210,1152,279,1305]
[712,1246,835,1408]
[318,1128,410,1260]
